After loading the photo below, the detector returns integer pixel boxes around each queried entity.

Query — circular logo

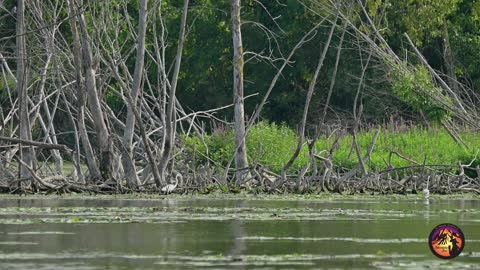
[428,223,465,259]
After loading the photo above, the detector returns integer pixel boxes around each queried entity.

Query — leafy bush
[246,122,309,172]
[392,65,451,122]
[183,122,309,172]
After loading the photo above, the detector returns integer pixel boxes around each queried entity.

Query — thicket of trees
[0,0,479,192]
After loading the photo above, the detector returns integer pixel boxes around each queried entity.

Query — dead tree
[28,0,64,175]
[66,0,102,181]
[121,0,148,189]
[231,0,249,186]
[442,19,459,93]
[73,0,116,181]
[156,0,190,188]
[280,2,340,182]
[16,0,35,180]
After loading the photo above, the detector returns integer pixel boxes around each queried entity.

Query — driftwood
[0,136,72,153]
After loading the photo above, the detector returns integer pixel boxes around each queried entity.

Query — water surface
[0,195,479,269]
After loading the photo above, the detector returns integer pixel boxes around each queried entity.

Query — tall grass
[183,122,480,175]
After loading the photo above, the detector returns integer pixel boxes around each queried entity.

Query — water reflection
[0,196,477,269]
[229,200,246,270]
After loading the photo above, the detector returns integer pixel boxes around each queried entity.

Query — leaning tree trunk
[231,0,249,186]
[16,0,35,180]
[121,0,148,188]
[74,0,115,181]
[29,2,63,175]
[67,0,102,181]
[280,1,339,182]
[157,0,189,188]
[442,19,459,93]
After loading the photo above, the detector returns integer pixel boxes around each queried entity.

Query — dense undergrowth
[183,122,480,176]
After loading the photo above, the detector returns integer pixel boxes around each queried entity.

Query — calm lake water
[0,195,479,269]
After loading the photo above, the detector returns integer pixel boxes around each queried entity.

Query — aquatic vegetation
[0,197,478,269]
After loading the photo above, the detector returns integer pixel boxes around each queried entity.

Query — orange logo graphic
[428,223,465,259]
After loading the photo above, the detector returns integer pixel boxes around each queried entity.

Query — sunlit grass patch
[183,122,480,175]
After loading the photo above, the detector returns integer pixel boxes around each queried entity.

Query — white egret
[422,188,430,199]
[161,173,182,194]
[423,175,430,199]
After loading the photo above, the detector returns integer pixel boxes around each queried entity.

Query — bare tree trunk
[28,0,64,175]
[121,0,148,188]
[442,19,459,93]
[157,0,189,187]
[16,0,35,180]
[320,19,347,126]
[280,7,339,181]
[61,92,84,183]
[231,0,249,186]
[74,0,115,181]
[67,0,102,181]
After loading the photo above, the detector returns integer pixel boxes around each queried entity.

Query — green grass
[183,122,480,175]
[183,122,310,172]
[328,127,480,174]
[39,161,87,175]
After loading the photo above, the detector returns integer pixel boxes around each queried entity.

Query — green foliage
[1,0,480,175]
[391,64,450,122]
[246,122,309,172]
[183,122,309,173]
[331,127,479,174]
[377,0,461,46]
[0,75,16,99]
[360,128,479,171]
[449,0,480,91]
[104,88,124,114]
[183,122,480,175]
[474,1,480,21]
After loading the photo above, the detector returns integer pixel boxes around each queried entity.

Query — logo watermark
[428,223,465,259]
